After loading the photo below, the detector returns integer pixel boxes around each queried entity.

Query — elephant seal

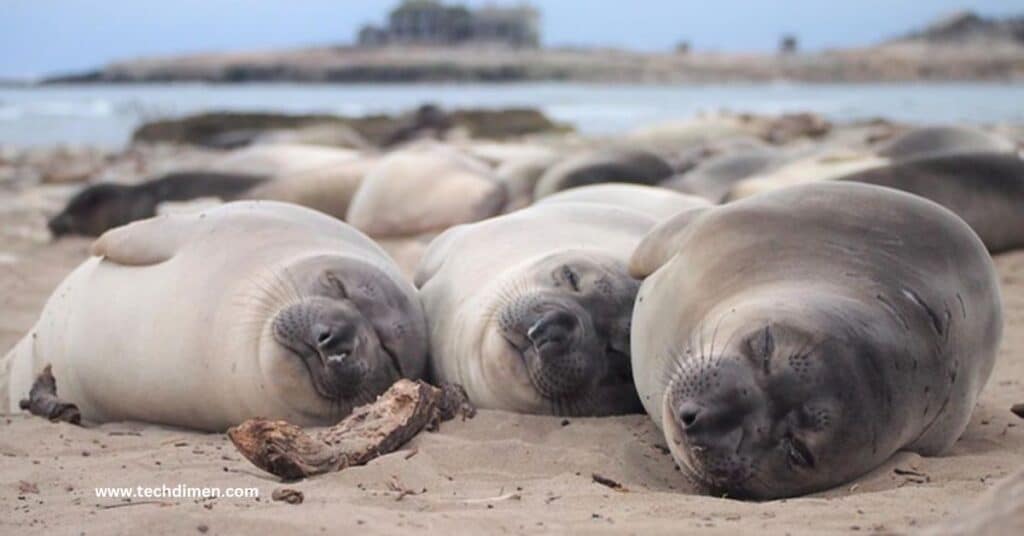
[415,202,655,415]
[496,153,561,211]
[4,201,427,431]
[662,151,779,203]
[630,182,1001,499]
[877,126,1016,161]
[537,183,710,221]
[346,143,506,238]
[48,172,268,237]
[49,145,374,238]
[839,152,1024,253]
[724,150,888,201]
[208,143,360,176]
[533,149,674,199]
[242,155,380,221]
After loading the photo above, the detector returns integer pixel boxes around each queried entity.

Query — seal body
[346,143,506,238]
[537,183,710,221]
[415,203,655,415]
[662,151,779,203]
[49,144,372,238]
[725,150,888,201]
[47,172,268,237]
[877,126,1016,161]
[839,152,1024,253]
[630,182,1001,499]
[534,149,673,199]
[5,201,427,431]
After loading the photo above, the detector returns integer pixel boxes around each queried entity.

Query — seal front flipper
[629,206,710,279]
[90,213,195,266]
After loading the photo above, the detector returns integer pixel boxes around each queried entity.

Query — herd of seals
[3,122,1022,500]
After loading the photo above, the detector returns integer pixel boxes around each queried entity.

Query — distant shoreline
[36,44,1024,86]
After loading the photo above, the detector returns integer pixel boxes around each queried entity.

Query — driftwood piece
[227,379,473,480]
[18,364,81,424]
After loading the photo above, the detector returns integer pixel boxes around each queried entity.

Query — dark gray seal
[48,171,267,238]
[876,126,1015,161]
[839,152,1024,253]
[662,151,779,203]
[534,148,674,198]
[630,182,1002,499]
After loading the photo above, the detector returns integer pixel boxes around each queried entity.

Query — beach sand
[1,171,1022,535]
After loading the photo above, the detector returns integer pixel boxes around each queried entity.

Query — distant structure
[358,0,540,48]
[779,34,798,54]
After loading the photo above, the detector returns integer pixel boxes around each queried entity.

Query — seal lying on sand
[4,202,427,431]
[48,172,268,237]
[724,150,888,201]
[876,125,1016,161]
[495,153,561,211]
[415,203,655,415]
[630,182,1001,499]
[838,152,1024,253]
[537,183,710,221]
[533,149,674,199]
[49,144,373,237]
[207,143,360,176]
[662,151,779,203]
[346,143,506,238]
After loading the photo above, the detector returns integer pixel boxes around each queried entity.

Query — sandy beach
[0,139,1022,535]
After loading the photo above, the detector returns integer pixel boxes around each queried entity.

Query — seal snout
[527,308,580,358]
[272,297,380,401]
[665,358,767,492]
[48,214,72,237]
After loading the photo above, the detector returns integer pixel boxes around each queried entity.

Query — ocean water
[0,82,1022,148]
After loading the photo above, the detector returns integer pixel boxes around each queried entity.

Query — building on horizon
[357,0,540,48]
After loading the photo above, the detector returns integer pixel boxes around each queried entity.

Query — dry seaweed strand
[228,379,474,480]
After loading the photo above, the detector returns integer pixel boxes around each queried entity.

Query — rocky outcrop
[892,11,1024,46]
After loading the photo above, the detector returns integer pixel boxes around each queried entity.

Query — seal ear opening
[629,207,710,279]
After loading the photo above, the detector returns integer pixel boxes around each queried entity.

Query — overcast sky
[2,0,1023,78]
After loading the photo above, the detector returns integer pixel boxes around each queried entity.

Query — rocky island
[43,8,1024,84]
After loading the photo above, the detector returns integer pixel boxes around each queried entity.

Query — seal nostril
[678,402,701,429]
[314,324,336,349]
[527,309,577,346]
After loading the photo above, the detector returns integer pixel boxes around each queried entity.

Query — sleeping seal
[47,172,268,237]
[838,152,1024,253]
[345,143,506,238]
[724,150,888,201]
[4,201,427,431]
[415,203,655,415]
[537,183,711,221]
[630,182,1001,499]
[661,151,780,203]
[48,144,373,237]
[533,149,674,199]
[876,126,1016,161]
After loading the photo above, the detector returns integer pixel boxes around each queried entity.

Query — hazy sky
[3,0,1023,78]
